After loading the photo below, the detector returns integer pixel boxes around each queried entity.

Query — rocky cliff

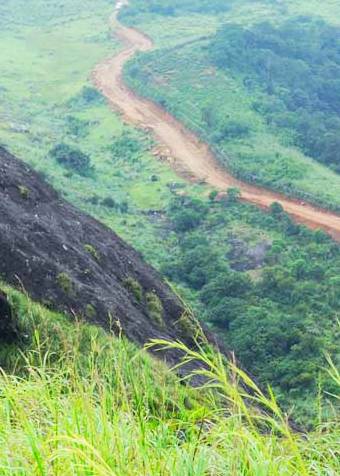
[0,147,204,363]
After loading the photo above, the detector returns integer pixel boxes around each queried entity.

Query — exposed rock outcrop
[0,147,208,364]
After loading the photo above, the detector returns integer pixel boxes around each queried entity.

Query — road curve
[92,11,340,242]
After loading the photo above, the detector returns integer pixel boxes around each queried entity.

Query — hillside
[0,150,338,474]
[122,0,340,211]
[0,0,339,427]
[0,1,339,473]
[0,285,338,475]
[0,146,205,364]
[93,7,340,239]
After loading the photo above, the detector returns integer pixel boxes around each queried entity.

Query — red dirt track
[92,9,340,241]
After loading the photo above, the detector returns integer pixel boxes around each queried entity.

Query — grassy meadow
[0,284,339,475]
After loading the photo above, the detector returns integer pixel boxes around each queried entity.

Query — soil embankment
[92,9,340,241]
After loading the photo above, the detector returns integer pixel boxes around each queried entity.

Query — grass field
[122,0,340,210]
[0,284,339,475]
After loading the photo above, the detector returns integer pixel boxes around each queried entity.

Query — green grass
[286,0,340,25]
[122,0,340,210]
[0,284,339,475]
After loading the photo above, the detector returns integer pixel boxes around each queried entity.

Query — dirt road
[92,11,340,241]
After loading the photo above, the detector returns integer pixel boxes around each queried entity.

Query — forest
[160,193,340,423]
[209,17,340,172]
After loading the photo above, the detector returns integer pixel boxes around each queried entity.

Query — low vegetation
[124,277,143,302]
[146,291,164,327]
[0,285,339,475]
[50,143,92,176]
[56,272,74,296]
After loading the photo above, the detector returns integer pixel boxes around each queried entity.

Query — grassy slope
[0,0,276,268]
[0,0,339,427]
[122,0,340,210]
[0,0,192,266]
[0,284,339,475]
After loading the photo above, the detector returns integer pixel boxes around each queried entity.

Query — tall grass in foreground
[0,287,338,475]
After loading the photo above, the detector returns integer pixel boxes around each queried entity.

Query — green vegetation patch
[56,272,74,296]
[50,143,92,176]
[124,277,143,303]
[84,244,100,262]
[0,283,338,474]
[146,291,164,328]
[17,184,30,199]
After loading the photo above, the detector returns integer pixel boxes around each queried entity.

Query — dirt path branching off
[92,9,340,241]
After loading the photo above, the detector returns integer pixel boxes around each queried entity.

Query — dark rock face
[0,147,207,364]
[0,291,17,342]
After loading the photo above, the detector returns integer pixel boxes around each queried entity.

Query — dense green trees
[209,18,340,172]
[168,196,208,232]
[120,0,232,20]
[160,195,340,423]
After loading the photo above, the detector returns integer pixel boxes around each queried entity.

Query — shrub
[84,244,100,262]
[50,143,92,175]
[81,86,103,104]
[146,292,164,327]
[226,187,241,203]
[66,116,89,137]
[124,277,143,303]
[56,272,74,296]
[270,202,284,216]
[111,131,144,162]
[85,304,97,319]
[17,185,30,200]
[101,197,116,208]
[176,311,199,339]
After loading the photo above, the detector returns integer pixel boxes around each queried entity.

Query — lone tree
[270,201,284,216]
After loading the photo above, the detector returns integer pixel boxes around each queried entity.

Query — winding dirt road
[92,9,340,241]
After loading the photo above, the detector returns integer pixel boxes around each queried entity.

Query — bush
[101,197,116,209]
[146,292,164,327]
[50,143,92,175]
[56,272,74,296]
[124,277,143,303]
[81,86,103,104]
[111,131,145,163]
[84,244,100,261]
